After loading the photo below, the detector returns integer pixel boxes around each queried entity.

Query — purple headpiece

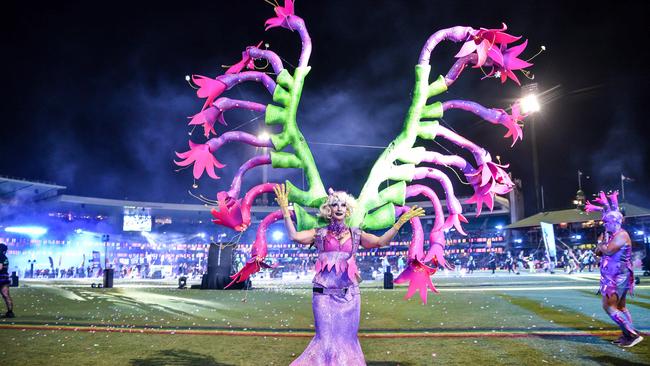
[585,191,623,223]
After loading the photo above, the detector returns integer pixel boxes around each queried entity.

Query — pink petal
[487,45,504,66]
[504,39,529,59]
[455,41,478,58]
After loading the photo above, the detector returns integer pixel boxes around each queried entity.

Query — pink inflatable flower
[210,191,247,231]
[174,140,224,179]
[191,75,227,111]
[226,41,263,74]
[455,23,521,68]
[444,213,468,235]
[265,0,295,30]
[496,103,526,146]
[424,232,452,269]
[394,259,438,304]
[465,161,514,215]
[188,107,226,138]
[484,40,533,85]
[226,257,273,288]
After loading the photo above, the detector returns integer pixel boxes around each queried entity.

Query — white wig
[318,188,357,220]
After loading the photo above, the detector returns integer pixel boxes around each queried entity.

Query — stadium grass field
[0,272,648,365]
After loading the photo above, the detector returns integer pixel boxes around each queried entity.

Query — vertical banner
[540,222,557,258]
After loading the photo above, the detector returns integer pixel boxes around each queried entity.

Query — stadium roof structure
[505,203,650,229]
[0,176,66,203]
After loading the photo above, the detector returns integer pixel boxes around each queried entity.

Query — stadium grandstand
[0,176,518,282]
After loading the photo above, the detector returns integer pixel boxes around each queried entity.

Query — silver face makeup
[330,200,347,220]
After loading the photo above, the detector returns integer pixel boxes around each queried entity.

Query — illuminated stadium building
[0,176,517,277]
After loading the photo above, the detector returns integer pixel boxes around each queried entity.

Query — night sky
[2,1,649,216]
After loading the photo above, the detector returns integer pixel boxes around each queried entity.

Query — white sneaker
[621,335,644,348]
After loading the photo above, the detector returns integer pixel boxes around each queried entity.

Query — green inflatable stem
[293,204,328,231]
[271,152,303,169]
[352,65,434,229]
[264,66,327,213]
[361,203,396,230]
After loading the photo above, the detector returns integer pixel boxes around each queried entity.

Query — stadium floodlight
[520,94,541,114]
[272,230,284,241]
[5,226,48,237]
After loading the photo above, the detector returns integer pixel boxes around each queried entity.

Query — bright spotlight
[514,238,523,244]
[520,94,541,114]
[636,230,645,236]
[198,232,206,239]
[5,226,48,237]
[495,225,503,230]
[272,230,284,241]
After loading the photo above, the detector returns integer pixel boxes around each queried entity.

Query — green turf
[1,274,649,365]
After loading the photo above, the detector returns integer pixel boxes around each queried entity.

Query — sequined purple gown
[599,233,634,298]
[290,227,366,366]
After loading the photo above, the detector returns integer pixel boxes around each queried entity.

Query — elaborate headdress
[585,191,623,223]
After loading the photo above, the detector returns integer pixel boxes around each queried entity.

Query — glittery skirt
[291,273,365,365]
[599,261,634,298]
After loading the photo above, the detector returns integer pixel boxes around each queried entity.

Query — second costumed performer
[274,184,424,365]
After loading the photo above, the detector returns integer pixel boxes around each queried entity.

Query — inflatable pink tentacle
[420,150,477,176]
[403,185,451,268]
[412,167,468,235]
[435,126,490,166]
[218,71,276,95]
[393,205,437,304]
[226,209,286,288]
[214,97,267,115]
[240,183,279,230]
[419,26,474,65]
[285,16,312,67]
[394,206,425,261]
[405,184,445,231]
[227,154,272,199]
[251,210,285,259]
[206,131,274,154]
[247,47,284,74]
[444,53,479,87]
[442,100,524,146]
[443,100,510,124]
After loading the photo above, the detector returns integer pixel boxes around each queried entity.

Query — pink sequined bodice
[322,234,353,253]
[313,228,360,288]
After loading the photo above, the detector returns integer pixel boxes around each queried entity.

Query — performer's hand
[394,205,425,230]
[274,184,289,209]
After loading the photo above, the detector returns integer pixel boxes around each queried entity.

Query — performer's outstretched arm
[361,206,424,248]
[274,184,315,245]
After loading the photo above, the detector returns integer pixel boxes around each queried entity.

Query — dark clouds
[1,0,649,215]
